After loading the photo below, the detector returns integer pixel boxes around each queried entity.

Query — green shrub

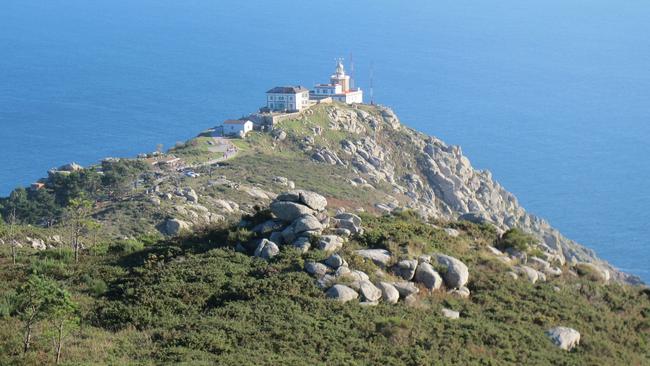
[496,228,537,253]
[108,239,145,255]
[37,248,75,263]
[88,279,108,297]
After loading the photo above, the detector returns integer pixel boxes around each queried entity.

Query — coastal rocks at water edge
[546,327,581,351]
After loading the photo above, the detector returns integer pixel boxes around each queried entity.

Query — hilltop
[0,103,647,364]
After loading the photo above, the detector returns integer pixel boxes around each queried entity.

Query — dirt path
[193,137,239,168]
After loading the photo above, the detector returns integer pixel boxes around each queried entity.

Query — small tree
[15,275,58,354]
[47,288,78,364]
[15,275,77,363]
[6,208,19,265]
[64,197,95,262]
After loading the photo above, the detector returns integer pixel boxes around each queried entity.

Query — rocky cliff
[265,103,637,284]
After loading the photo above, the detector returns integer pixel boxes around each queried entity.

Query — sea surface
[1,0,648,281]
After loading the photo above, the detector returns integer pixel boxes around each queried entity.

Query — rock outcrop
[307,104,636,284]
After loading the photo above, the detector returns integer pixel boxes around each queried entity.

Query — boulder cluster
[248,190,362,257]
[316,250,471,307]
[247,190,472,309]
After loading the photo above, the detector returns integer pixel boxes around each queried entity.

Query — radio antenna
[369,62,375,105]
[349,52,355,90]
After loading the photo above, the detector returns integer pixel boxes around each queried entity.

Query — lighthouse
[310,58,363,104]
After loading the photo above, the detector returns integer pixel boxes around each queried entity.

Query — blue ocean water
[1,0,648,281]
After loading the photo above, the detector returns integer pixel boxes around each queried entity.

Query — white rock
[318,235,344,253]
[444,228,460,237]
[414,262,443,290]
[395,259,418,280]
[355,249,391,266]
[516,265,545,284]
[293,214,323,234]
[326,284,358,303]
[435,254,469,288]
[335,213,362,226]
[441,308,460,319]
[357,280,382,302]
[377,282,400,304]
[448,286,470,298]
[277,190,327,211]
[324,254,345,269]
[335,266,351,278]
[546,327,581,351]
[270,201,315,222]
[254,239,279,260]
[164,218,190,236]
[392,282,419,298]
[305,262,330,277]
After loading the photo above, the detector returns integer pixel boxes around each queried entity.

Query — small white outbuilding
[222,119,254,137]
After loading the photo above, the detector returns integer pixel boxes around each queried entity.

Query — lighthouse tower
[330,58,351,92]
[310,58,363,104]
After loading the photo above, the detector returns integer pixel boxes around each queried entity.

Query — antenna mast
[349,52,355,90]
[369,62,375,105]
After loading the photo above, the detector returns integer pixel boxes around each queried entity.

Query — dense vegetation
[0,212,647,365]
[0,159,150,226]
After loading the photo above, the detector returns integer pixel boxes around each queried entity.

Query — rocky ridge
[279,104,638,284]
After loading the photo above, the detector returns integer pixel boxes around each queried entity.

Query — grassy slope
[0,214,647,365]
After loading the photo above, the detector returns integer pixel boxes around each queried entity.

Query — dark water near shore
[1,0,648,281]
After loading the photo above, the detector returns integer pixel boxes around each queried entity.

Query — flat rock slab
[270,201,315,222]
[277,190,327,211]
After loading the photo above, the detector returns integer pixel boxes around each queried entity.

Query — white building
[266,86,310,112]
[222,119,254,137]
[311,59,363,104]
